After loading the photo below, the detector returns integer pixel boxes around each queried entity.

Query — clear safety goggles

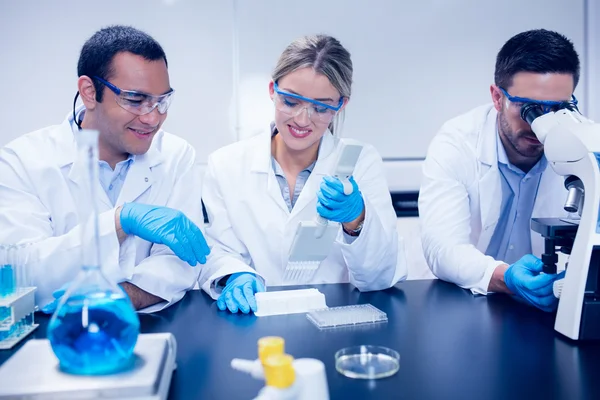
[273,81,344,124]
[94,76,175,116]
[499,87,578,114]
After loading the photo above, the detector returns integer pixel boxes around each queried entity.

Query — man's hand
[503,254,564,312]
[120,282,164,310]
[41,281,164,313]
[488,263,511,294]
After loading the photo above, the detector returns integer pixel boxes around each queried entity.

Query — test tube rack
[0,287,38,350]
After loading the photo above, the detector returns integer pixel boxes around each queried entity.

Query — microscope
[522,103,600,341]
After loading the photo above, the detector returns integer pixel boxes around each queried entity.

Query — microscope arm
[523,105,600,340]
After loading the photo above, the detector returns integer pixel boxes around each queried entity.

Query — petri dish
[335,345,400,379]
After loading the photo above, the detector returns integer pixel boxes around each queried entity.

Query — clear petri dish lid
[335,345,400,379]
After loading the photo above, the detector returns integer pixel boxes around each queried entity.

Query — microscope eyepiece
[520,103,545,125]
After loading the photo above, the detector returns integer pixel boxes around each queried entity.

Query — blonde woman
[200,35,405,313]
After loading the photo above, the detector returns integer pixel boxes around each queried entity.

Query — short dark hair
[494,29,580,90]
[77,25,168,102]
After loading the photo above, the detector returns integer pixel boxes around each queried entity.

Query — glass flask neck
[76,130,102,272]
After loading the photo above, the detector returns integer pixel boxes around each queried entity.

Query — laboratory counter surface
[1,280,599,400]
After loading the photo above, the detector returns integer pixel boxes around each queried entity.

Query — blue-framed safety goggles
[272,81,344,124]
[94,76,175,116]
[273,82,344,111]
[499,87,578,114]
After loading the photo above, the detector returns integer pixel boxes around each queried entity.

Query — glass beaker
[47,129,140,375]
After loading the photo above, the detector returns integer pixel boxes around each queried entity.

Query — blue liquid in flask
[47,289,140,375]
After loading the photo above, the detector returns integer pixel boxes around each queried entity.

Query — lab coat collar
[250,126,337,173]
[250,125,338,216]
[477,106,499,167]
[289,132,339,219]
[56,108,163,169]
[54,117,79,168]
[476,107,502,248]
[474,105,566,253]
[58,109,164,207]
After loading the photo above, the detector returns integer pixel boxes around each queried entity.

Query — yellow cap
[263,354,295,389]
[258,336,284,364]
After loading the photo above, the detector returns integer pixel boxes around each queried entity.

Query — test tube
[0,244,15,298]
[0,245,11,340]
[14,243,32,293]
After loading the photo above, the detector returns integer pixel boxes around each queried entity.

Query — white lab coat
[419,104,568,294]
[199,129,406,299]
[0,113,203,312]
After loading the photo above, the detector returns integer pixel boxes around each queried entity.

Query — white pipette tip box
[255,289,327,317]
[307,304,388,329]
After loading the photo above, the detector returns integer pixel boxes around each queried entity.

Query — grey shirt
[270,124,317,212]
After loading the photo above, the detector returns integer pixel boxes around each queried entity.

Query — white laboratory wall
[0,1,589,173]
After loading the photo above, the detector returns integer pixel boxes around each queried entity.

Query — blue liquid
[47,292,139,375]
[0,306,9,324]
[0,309,34,342]
[0,307,8,340]
[0,265,15,297]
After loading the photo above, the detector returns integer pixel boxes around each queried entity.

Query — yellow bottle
[231,336,285,380]
[254,354,299,400]
[258,336,285,364]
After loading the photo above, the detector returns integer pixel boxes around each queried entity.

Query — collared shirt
[272,157,316,212]
[485,129,547,264]
[97,157,134,206]
[70,108,134,206]
[270,124,317,212]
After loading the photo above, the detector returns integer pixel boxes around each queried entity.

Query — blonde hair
[272,35,353,134]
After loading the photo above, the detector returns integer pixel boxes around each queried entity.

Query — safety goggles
[94,76,175,116]
[499,87,578,114]
[273,81,344,124]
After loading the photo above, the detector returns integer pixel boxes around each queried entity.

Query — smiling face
[269,67,344,154]
[80,51,171,166]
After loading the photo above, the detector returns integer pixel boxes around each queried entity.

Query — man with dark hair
[0,25,210,312]
[419,29,580,311]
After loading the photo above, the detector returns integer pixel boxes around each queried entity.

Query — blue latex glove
[120,203,210,266]
[40,283,69,314]
[504,254,565,312]
[41,282,133,314]
[316,176,364,223]
[217,273,265,314]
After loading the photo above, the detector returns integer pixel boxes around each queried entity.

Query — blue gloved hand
[40,283,69,314]
[41,282,133,314]
[316,176,364,223]
[217,272,265,314]
[120,203,210,266]
[504,254,565,312]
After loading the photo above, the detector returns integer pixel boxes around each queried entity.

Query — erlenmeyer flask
[47,129,140,375]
